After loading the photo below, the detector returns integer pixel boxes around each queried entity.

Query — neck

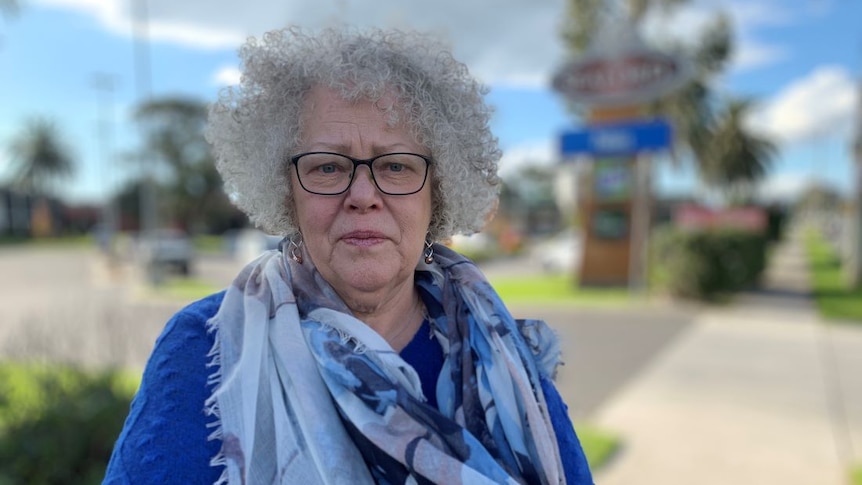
[348,284,425,352]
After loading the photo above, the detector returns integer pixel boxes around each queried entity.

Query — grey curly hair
[205,26,502,242]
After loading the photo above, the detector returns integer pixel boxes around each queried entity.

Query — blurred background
[0,0,861,483]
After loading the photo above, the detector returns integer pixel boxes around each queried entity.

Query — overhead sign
[560,118,672,157]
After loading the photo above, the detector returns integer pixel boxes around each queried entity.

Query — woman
[105,27,593,485]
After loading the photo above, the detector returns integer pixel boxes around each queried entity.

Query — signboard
[552,51,689,107]
[561,118,671,157]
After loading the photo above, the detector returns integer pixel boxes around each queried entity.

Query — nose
[344,165,381,208]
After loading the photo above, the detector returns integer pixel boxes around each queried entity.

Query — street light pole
[91,72,118,260]
[132,0,157,237]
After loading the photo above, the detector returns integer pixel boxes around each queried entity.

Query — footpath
[592,229,862,485]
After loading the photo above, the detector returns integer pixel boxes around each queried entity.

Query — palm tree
[9,117,75,196]
[700,99,776,203]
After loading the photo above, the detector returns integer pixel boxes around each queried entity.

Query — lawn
[804,231,862,323]
[489,274,636,306]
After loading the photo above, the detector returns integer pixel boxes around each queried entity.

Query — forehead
[299,85,421,149]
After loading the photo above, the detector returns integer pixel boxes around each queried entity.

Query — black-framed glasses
[290,151,432,196]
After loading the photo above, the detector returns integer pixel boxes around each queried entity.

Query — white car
[533,229,582,274]
[138,229,195,275]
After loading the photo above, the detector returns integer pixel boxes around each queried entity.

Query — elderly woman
[105,27,593,485]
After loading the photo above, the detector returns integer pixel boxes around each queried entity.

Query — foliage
[8,117,75,197]
[0,362,139,485]
[131,97,243,233]
[851,464,862,485]
[651,226,767,301]
[699,99,776,200]
[804,230,862,323]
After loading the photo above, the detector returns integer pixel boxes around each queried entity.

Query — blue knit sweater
[104,292,593,484]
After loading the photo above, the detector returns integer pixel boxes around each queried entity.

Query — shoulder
[103,291,226,484]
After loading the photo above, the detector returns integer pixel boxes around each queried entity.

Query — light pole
[91,72,118,259]
[132,0,157,237]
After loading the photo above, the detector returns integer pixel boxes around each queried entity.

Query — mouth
[340,230,388,248]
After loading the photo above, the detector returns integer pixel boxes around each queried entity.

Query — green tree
[701,99,776,203]
[132,97,240,233]
[8,117,75,196]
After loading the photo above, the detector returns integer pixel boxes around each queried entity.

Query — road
[0,245,694,419]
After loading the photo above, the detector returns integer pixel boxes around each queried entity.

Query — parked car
[138,229,195,276]
[532,229,582,274]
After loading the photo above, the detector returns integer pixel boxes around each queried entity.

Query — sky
[0,0,859,206]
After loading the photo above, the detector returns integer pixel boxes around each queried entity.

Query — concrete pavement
[592,229,862,485]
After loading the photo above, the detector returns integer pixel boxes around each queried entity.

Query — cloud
[213,66,241,87]
[746,65,858,144]
[498,139,556,179]
[33,0,568,88]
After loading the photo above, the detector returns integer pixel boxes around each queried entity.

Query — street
[0,244,694,420]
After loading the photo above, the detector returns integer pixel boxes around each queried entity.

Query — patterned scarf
[205,243,566,484]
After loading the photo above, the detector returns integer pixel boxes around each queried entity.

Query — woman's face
[291,86,432,310]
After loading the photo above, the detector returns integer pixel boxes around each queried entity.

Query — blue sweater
[104,292,593,484]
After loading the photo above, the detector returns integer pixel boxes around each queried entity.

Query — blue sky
[0,0,859,206]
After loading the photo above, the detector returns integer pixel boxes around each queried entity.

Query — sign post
[552,10,688,288]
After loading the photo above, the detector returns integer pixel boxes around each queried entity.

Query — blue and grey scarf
[205,243,566,484]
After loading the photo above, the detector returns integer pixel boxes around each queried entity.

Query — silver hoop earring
[423,239,434,264]
[288,235,304,264]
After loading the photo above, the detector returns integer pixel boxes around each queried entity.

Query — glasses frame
[290,151,432,196]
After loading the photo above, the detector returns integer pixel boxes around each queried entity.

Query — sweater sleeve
[103,292,226,485]
[541,376,595,485]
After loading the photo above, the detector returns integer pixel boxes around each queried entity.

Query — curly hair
[205,26,502,242]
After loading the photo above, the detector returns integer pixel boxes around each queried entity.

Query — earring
[423,239,434,264]
[288,234,303,264]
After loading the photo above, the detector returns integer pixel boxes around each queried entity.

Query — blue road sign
[560,118,672,157]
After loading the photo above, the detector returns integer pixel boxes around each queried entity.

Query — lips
[340,230,388,247]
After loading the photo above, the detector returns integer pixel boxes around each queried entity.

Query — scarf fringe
[204,314,227,474]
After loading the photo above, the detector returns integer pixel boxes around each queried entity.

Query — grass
[803,231,862,323]
[489,274,635,306]
[146,277,220,301]
[851,465,862,485]
[576,422,620,470]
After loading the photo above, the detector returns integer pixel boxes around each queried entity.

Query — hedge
[0,362,139,485]
[651,226,768,301]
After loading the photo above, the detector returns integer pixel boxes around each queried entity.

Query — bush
[0,362,139,485]
[651,226,767,301]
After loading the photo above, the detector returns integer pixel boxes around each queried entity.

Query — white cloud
[756,171,811,202]
[32,0,568,88]
[747,65,858,144]
[213,66,241,87]
[498,139,556,179]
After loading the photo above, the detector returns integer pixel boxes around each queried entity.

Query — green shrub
[651,226,767,301]
[0,362,139,485]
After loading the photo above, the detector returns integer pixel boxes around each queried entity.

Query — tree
[700,99,776,203]
[132,97,241,233]
[8,117,75,196]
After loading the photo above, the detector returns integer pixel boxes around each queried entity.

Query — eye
[383,162,405,173]
[318,163,338,174]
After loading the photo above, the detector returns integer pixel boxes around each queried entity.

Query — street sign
[560,118,672,157]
